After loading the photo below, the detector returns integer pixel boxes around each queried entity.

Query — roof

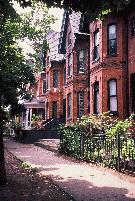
[46,31,65,62]
[69,12,82,35]
[58,11,89,54]
[24,98,45,109]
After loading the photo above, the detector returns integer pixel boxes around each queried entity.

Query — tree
[17,0,132,20]
[0,0,55,185]
[15,1,55,71]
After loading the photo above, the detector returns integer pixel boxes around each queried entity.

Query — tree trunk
[0,98,7,186]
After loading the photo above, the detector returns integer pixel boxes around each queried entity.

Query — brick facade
[25,6,135,129]
[89,15,127,119]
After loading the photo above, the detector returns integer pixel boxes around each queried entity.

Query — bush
[58,113,134,164]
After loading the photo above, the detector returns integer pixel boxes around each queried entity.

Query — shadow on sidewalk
[45,175,135,201]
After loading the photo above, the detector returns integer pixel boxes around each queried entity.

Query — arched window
[108,79,118,113]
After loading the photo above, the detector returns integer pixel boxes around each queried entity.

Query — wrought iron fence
[60,132,135,174]
[79,134,135,173]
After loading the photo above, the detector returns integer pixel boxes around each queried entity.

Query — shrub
[58,113,134,165]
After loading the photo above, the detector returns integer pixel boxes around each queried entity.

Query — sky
[12,1,63,56]
[48,7,63,32]
[13,1,63,32]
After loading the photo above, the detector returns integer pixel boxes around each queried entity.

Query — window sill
[78,71,85,75]
[67,75,72,79]
[109,111,119,116]
[67,117,72,121]
[67,44,72,48]
[106,54,118,58]
[92,57,100,64]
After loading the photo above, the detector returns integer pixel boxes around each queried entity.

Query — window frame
[107,23,117,56]
[77,91,84,118]
[46,72,49,90]
[94,81,99,114]
[93,29,100,61]
[42,79,46,95]
[53,70,58,88]
[108,79,118,115]
[131,17,135,36]
[63,68,66,86]
[77,49,85,74]
[68,53,73,77]
[67,93,71,118]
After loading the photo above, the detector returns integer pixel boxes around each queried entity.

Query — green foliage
[106,119,132,137]
[21,162,38,173]
[11,121,22,130]
[58,113,134,169]
[58,124,81,158]
[17,0,131,21]
[31,114,42,121]
[13,0,56,72]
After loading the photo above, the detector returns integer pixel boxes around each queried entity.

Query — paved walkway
[4,139,135,201]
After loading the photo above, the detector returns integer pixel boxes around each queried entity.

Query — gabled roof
[58,11,89,54]
[46,31,65,62]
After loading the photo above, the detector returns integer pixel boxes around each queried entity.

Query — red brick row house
[58,11,90,125]
[22,1,135,128]
[89,1,135,119]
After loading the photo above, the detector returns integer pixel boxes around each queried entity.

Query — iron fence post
[117,133,121,172]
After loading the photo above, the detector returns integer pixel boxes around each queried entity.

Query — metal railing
[60,132,135,174]
[79,134,135,173]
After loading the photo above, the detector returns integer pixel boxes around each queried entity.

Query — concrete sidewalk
[4,138,135,201]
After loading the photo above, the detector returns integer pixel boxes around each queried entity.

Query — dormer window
[108,24,117,56]
[93,30,99,61]
[131,17,135,36]
[68,32,72,46]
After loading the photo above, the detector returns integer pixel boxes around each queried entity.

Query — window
[68,32,72,46]
[67,93,71,118]
[108,24,117,55]
[68,53,72,76]
[77,91,84,117]
[78,50,85,73]
[53,70,58,88]
[42,79,46,94]
[46,72,49,89]
[94,82,99,114]
[131,17,135,36]
[93,30,99,61]
[52,101,57,118]
[63,68,66,86]
[108,79,118,113]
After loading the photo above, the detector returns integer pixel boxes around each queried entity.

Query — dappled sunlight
[5,139,135,201]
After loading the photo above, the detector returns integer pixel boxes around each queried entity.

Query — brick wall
[89,14,127,119]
